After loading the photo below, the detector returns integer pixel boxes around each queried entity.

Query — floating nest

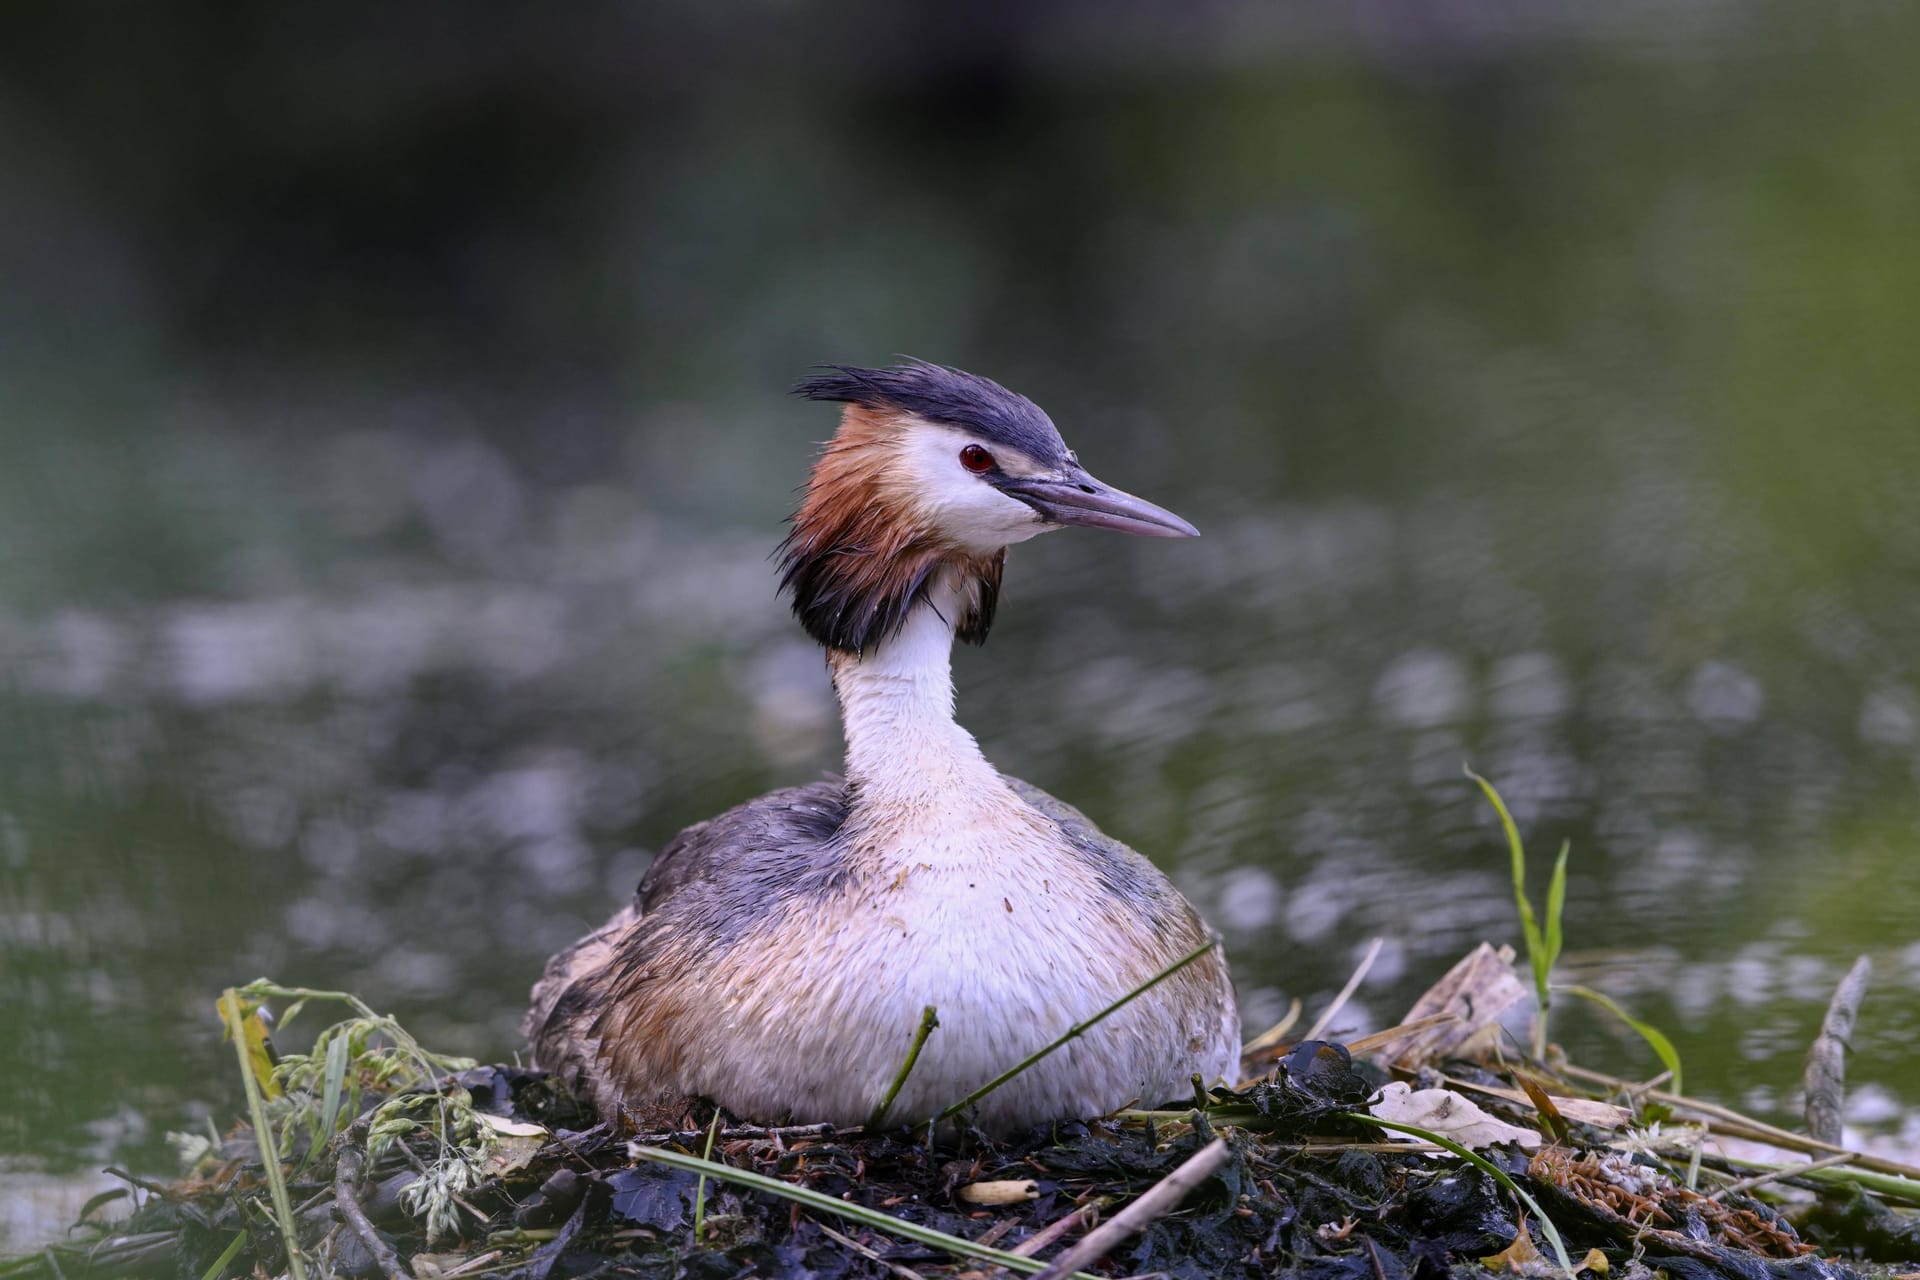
[9,948,1918,1280]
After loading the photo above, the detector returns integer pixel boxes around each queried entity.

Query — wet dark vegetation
[8,781,1918,1280]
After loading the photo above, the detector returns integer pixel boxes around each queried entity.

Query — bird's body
[527,362,1238,1134]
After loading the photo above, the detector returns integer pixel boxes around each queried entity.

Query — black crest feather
[793,359,1070,468]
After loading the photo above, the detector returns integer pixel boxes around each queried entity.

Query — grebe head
[782,359,1197,655]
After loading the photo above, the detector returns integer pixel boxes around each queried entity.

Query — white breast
[649,588,1239,1133]
[678,795,1238,1133]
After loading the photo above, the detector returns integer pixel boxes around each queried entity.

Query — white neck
[830,583,1005,811]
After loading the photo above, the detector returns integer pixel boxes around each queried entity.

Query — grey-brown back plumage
[524,779,850,1088]
[634,779,850,918]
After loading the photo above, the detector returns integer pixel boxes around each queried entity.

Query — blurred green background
[4,0,1919,1248]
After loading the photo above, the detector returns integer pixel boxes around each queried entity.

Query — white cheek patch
[893,421,1054,552]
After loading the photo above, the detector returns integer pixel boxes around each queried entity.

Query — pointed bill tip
[995,467,1199,539]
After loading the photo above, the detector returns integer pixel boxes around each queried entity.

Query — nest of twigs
[12,947,1920,1280]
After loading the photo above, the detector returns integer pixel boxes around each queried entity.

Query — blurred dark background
[4,0,1920,1245]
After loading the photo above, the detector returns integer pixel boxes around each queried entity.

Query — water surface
[3,1,1919,1248]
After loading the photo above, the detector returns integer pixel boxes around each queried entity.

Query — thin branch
[1708,1154,1856,1202]
[1694,1151,1920,1207]
[334,1144,409,1280]
[654,1122,838,1144]
[1008,1196,1112,1259]
[1303,937,1384,1043]
[1363,1234,1391,1280]
[1560,1063,1920,1183]
[1030,1138,1230,1280]
[815,1222,929,1280]
[936,934,1222,1124]
[1336,1013,1462,1058]
[1239,999,1304,1059]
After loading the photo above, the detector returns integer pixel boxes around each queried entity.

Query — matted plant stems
[628,1144,1100,1278]
[813,1222,929,1280]
[1030,1138,1229,1280]
[1346,1113,1576,1278]
[1707,1153,1858,1202]
[656,1121,837,1144]
[32,912,1912,1279]
[1560,1062,1920,1184]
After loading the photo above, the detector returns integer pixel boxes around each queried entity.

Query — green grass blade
[1559,984,1683,1097]
[1466,767,1548,994]
[1344,1113,1575,1278]
[220,990,308,1280]
[935,934,1219,1125]
[318,1034,350,1143]
[631,1144,1100,1278]
[291,1031,353,1180]
[869,1005,939,1130]
[1544,840,1570,976]
[693,1109,721,1243]
[196,1229,249,1280]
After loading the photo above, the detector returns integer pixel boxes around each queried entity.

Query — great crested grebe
[526,360,1238,1135]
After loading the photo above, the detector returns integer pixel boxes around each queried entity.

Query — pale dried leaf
[1443,1077,1632,1130]
[476,1113,549,1176]
[1372,943,1529,1070]
[475,1113,549,1138]
[1534,1098,1629,1129]
[1371,1082,1541,1150]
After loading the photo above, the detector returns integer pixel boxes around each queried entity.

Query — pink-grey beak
[995,464,1199,538]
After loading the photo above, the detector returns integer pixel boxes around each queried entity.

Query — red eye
[959,444,995,473]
